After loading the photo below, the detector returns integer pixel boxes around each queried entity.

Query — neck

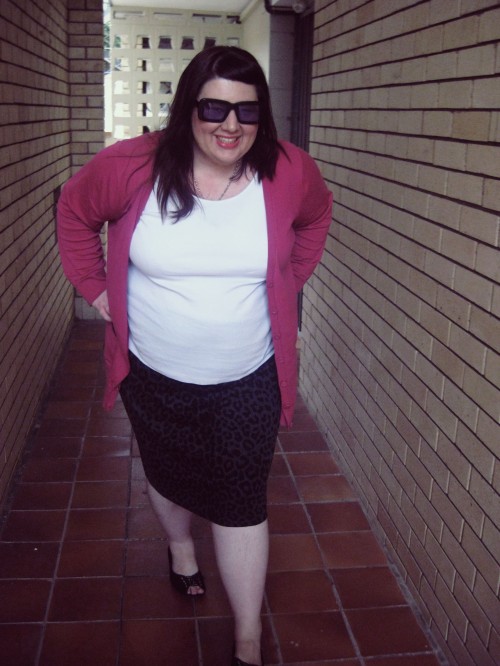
[193,160,241,201]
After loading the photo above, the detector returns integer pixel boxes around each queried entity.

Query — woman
[58,46,332,666]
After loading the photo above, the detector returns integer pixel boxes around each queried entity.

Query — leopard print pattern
[120,353,281,527]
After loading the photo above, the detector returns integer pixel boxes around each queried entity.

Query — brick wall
[0,0,104,508]
[303,2,499,665]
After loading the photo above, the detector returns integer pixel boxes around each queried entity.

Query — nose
[221,109,239,130]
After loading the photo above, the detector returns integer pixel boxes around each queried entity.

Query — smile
[216,135,239,144]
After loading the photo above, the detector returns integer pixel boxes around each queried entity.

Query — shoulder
[275,140,323,181]
[97,132,160,163]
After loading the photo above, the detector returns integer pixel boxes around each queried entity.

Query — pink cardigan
[57,133,332,426]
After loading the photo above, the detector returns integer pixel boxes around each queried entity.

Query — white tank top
[127,177,274,384]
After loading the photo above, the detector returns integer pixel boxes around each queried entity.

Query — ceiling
[109,1,255,12]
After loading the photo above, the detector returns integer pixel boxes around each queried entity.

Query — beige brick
[446,171,483,206]
[454,575,491,645]
[450,317,485,367]
[414,23,444,55]
[439,80,473,109]
[452,111,490,141]
[462,525,499,598]
[474,244,500,282]
[443,14,480,49]
[473,79,500,108]
[459,206,498,244]
[426,390,458,440]
[454,265,494,311]
[433,139,467,170]
[411,82,440,108]
[435,572,468,640]
[440,228,477,268]
[468,144,500,179]
[426,51,458,80]
[443,377,479,431]
[478,6,500,41]
[431,339,465,387]
[483,178,500,209]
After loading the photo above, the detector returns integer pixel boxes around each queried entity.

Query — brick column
[68,0,104,172]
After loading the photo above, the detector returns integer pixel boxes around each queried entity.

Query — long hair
[152,46,281,221]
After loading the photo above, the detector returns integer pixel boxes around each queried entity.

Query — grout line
[280,439,367,666]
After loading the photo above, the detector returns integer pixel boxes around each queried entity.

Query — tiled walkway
[0,321,443,666]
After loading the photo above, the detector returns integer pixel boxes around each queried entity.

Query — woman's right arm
[57,150,121,308]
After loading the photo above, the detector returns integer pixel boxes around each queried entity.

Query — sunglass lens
[200,100,227,121]
[237,104,260,124]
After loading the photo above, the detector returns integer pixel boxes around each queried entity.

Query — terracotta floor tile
[279,430,329,452]
[267,475,300,504]
[0,541,59,578]
[287,451,340,475]
[296,475,357,502]
[192,572,232,617]
[11,482,72,510]
[0,624,43,666]
[270,452,289,476]
[123,576,196,619]
[65,508,127,540]
[366,655,441,665]
[120,619,198,666]
[268,503,311,534]
[0,579,52,622]
[347,606,432,656]
[58,539,125,577]
[127,507,164,539]
[307,502,371,533]
[81,436,131,457]
[266,570,339,613]
[39,621,120,666]
[48,385,96,402]
[130,478,149,507]
[20,458,77,483]
[269,533,324,571]
[131,456,146,480]
[332,567,407,609]
[37,418,87,438]
[125,539,169,576]
[318,532,388,569]
[76,456,129,481]
[90,401,128,419]
[43,401,90,420]
[49,578,123,621]
[197,616,236,666]
[71,480,129,508]
[86,417,133,437]
[285,411,321,432]
[273,611,356,662]
[1,510,66,542]
[29,436,82,458]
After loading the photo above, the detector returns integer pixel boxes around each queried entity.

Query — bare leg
[147,482,204,595]
[212,519,268,665]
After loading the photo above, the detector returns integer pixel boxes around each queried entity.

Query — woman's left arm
[291,151,333,291]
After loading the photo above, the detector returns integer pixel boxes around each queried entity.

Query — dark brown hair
[152,46,282,221]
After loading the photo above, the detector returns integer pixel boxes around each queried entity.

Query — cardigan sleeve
[57,135,156,305]
[290,148,333,292]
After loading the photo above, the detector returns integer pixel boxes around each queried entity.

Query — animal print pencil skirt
[120,352,281,526]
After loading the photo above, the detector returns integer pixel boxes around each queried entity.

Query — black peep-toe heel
[168,548,205,596]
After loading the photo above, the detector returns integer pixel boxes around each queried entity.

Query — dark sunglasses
[195,98,260,124]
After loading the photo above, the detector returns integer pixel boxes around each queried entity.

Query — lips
[216,135,240,147]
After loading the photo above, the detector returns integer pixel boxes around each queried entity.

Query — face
[192,78,259,169]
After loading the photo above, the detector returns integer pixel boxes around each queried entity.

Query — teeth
[217,136,237,144]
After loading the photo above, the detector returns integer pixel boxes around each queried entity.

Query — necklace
[193,161,241,200]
